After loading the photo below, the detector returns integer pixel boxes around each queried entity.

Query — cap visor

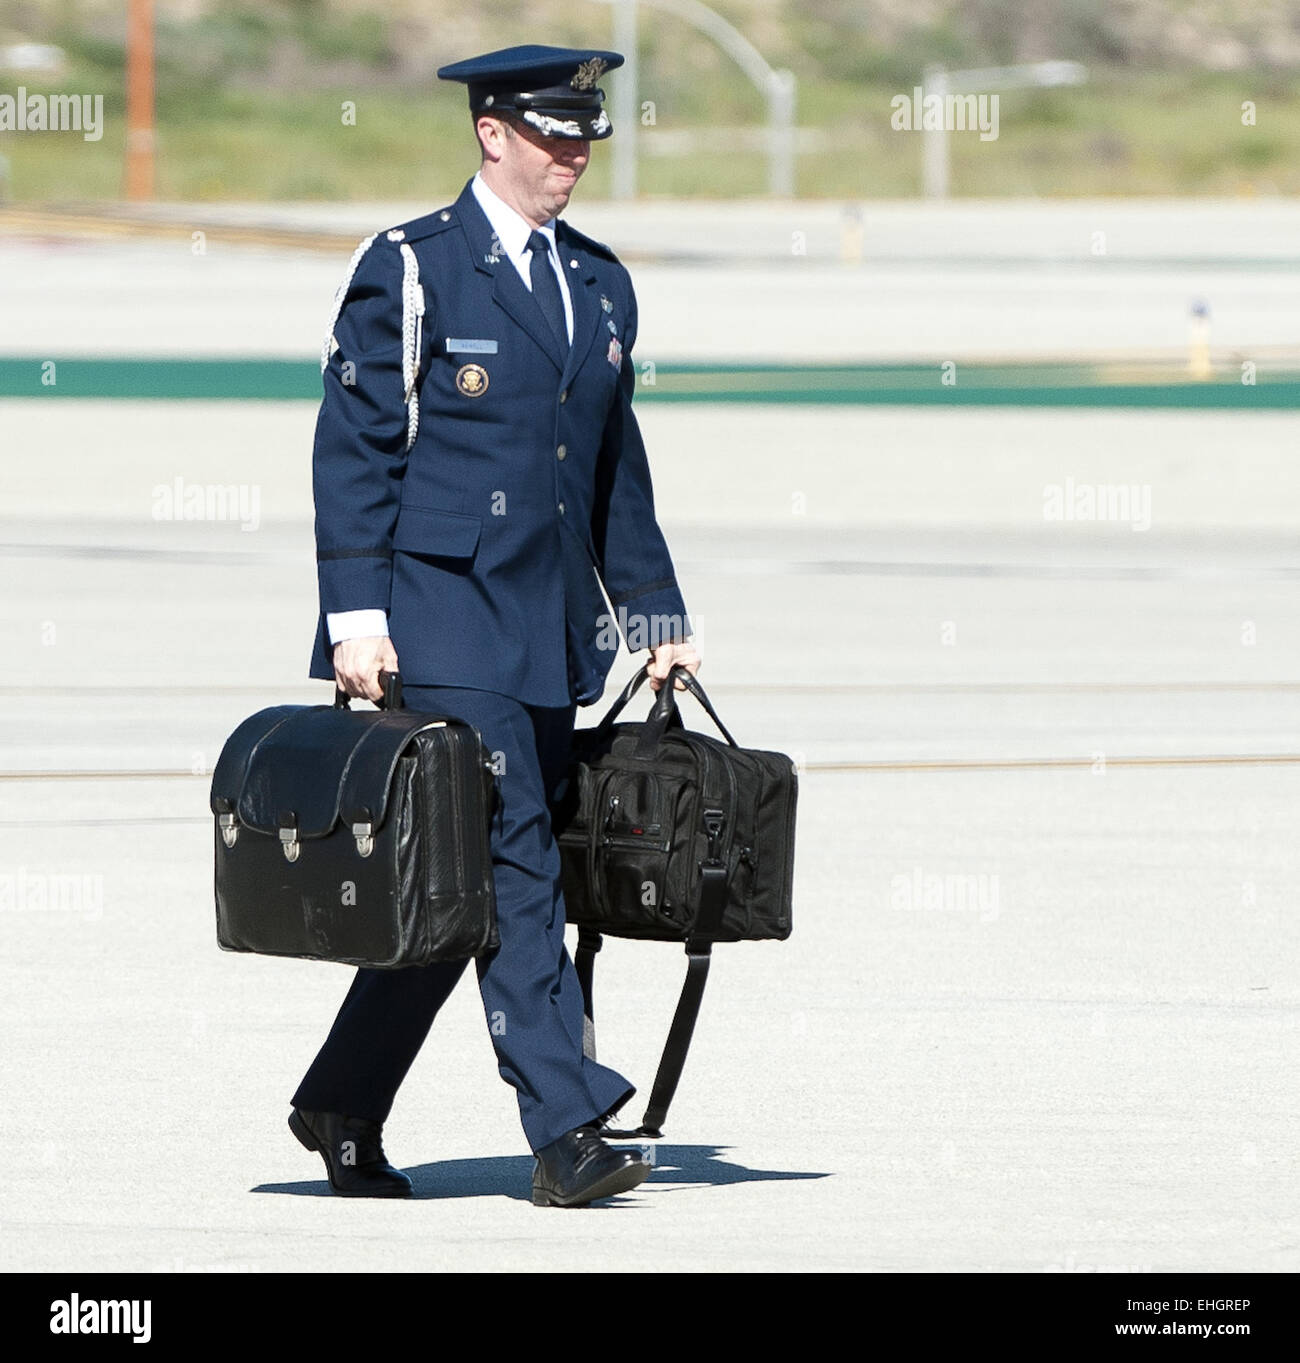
[517,107,613,140]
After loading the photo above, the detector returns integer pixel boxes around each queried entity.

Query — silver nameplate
[445,337,498,354]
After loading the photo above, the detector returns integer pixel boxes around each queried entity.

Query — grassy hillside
[0,1,1295,200]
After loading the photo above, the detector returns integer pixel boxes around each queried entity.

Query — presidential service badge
[456,362,489,396]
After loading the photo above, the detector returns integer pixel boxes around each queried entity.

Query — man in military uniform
[287,46,700,1207]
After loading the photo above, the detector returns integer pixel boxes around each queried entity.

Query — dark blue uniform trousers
[291,684,635,1152]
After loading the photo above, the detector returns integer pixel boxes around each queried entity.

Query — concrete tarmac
[6,199,1300,365]
[1,396,1297,1271]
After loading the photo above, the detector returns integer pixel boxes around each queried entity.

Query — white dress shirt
[470,171,575,342]
[327,173,573,648]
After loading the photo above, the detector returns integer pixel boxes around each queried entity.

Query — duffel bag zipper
[602,794,664,845]
[597,791,674,920]
[739,844,757,903]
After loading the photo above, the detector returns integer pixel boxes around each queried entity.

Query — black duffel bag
[210,671,498,968]
[556,664,797,1137]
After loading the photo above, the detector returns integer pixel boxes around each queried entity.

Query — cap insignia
[571,57,609,91]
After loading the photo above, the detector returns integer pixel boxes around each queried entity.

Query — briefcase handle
[594,664,738,749]
[333,669,403,712]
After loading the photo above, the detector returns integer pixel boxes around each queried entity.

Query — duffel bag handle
[595,663,739,749]
[592,662,688,733]
[334,669,403,712]
[590,664,655,731]
[666,666,739,748]
[631,676,686,757]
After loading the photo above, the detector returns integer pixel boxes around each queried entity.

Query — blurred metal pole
[922,60,1087,199]
[125,0,156,200]
[597,0,796,198]
[612,0,638,199]
[769,67,796,196]
[922,64,948,200]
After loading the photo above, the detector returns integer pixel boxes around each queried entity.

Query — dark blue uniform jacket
[308,178,690,707]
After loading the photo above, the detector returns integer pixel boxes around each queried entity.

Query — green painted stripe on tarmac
[1,357,1297,407]
[0,358,321,400]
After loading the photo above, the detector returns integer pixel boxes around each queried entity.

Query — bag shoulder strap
[575,814,731,1140]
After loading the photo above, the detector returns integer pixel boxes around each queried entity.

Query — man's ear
[475,114,512,163]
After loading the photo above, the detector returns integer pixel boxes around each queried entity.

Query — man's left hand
[647,638,702,692]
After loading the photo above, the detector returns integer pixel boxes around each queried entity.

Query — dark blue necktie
[527,229,569,355]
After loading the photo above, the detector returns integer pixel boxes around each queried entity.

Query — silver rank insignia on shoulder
[600,295,613,313]
[387,228,406,242]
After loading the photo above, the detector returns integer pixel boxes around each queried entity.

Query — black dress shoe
[532,1125,650,1207]
[288,1108,413,1198]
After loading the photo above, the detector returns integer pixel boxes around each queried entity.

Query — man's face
[479,114,590,224]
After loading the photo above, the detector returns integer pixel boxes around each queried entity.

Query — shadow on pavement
[252,1145,830,1202]
[640,1144,831,1190]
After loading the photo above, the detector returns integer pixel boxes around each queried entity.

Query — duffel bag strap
[578,811,731,1140]
[636,850,729,1138]
[575,927,602,1062]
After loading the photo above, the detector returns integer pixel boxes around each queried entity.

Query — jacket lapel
[496,256,568,372]
[557,225,605,389]
[455,181,565,373]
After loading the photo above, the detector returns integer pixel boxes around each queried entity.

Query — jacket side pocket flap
[393,504,482,558]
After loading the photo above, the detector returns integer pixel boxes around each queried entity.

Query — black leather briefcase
[555,665,797,1136]
[210,672,498,968]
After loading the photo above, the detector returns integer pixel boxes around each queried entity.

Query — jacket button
[556,443,567,460]
[557,501,566,515]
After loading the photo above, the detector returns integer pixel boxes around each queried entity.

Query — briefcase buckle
[218,812,239,848]
[352,822,374,858]
[279,826,300,863]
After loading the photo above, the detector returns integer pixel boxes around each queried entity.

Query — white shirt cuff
[326,609,389,646]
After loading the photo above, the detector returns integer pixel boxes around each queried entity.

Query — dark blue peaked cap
[437,44,624,139]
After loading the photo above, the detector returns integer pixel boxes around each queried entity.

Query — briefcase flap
[209,704,452,840]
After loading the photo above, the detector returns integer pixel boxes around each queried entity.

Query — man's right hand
[333,636,400,702]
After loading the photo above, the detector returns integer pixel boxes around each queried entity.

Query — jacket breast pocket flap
[393,505,483,559]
